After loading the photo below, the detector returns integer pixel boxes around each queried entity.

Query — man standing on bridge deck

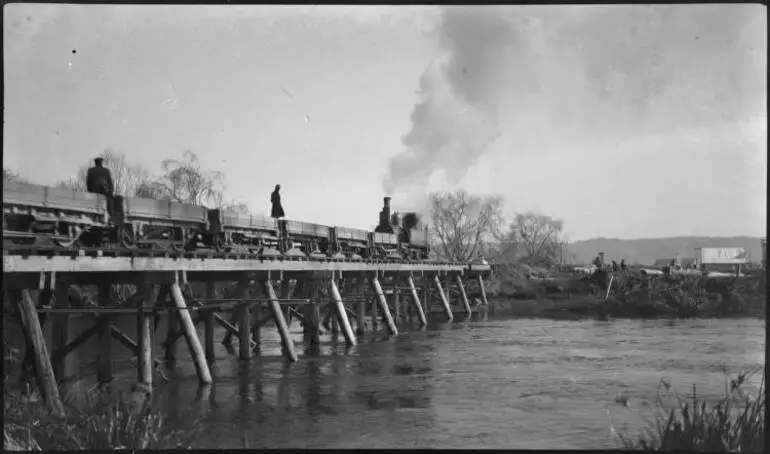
[86,157,115,220]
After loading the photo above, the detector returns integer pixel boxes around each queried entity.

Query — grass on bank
[478,267,766,318]
[609,368,765,452]
[3,380,205,451]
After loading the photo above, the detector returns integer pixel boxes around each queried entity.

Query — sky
[3,4,766,241]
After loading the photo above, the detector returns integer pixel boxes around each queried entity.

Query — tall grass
[3,381,205,451]
[609,368,765,452]
[3,294,207,451]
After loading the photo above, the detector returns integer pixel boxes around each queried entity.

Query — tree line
[4,149,250,214]
[427,190,572,268]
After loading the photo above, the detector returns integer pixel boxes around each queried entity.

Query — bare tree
[221,201,251,215]
[56,150,155,196]
[158,150,225,206]
[209,189,249,214]
[54,150,238,210]
[207,190,250,214]
[558,236,571,266]
[134,180,170,199]
[100,149,155,196]
[509,212,565,267]
[3,168,26,184]
[56,177,82,191]
[428,190,505,262]
[208,189,227,211]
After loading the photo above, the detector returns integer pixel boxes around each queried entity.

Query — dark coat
[270,190,285,218]
[86,166,114,196]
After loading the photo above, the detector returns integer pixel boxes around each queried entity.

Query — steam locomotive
[2,181,431,260]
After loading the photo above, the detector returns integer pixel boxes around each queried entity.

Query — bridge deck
[3,253,487,275]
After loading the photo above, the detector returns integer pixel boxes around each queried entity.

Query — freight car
[3,181,115,248]
[2,181,217,251]
[2,182,432,260]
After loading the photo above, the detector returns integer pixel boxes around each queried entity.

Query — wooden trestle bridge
[2,249,491,416]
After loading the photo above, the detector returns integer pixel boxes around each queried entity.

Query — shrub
[609,368,765,452]
[3,382,204,451]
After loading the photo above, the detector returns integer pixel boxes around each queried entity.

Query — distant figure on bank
[86,157,115,216]
[593,253,604,269]
[620,259,627,271]
[612,260,619,272]
[271,184,285,219]
[670,257,680,271]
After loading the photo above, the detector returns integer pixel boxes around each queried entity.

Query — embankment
[467,269,766,319]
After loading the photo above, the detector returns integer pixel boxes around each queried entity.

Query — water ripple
[6,315,762,449]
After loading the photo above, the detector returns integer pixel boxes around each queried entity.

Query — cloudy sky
[4,4,766,240]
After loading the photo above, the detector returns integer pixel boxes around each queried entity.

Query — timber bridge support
[2,252,491,416]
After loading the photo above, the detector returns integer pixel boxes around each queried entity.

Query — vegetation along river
[6,311,765,449]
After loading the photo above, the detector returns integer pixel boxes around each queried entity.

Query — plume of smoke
[383,6,512,205]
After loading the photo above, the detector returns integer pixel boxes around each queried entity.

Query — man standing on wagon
[271,184,286,246]
[271,184,285,219]
[86,157,115,220]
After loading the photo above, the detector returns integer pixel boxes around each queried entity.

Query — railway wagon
[3,181,433,260]
[209,209,279,254]
[280,219,331,257]
[333,226,369,259]
[2,181,112,248]
[120,197,211,251]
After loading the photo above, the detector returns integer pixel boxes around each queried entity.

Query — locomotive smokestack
[375,196,394,234]
[383,197,392,219]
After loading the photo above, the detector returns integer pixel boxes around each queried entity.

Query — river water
[6,311,766,449]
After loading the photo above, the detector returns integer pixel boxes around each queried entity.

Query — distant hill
[567,236,765,266]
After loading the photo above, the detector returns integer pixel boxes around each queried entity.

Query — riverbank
[469,270,766,319]
[483,293,766,319]
[3,329,202,451]
[2,380,204,451]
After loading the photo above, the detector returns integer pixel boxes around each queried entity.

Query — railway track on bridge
[2,244,471,267]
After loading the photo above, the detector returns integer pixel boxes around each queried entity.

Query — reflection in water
[239,364,251,408]
[305,361,324,419]
[277,363,292,410]
[3,314,765,449]
[302,335,321,357]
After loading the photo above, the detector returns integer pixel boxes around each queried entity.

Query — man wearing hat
[86,157,115,216]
